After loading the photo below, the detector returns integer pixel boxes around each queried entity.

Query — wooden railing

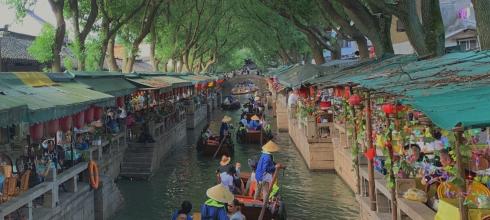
[288,107,332,143]
[0,162,88,220]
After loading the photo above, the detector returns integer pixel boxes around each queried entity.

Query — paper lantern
[47,119,60,136]
[60,116,72,132]
[382,104,395,115]
[116,97,125,107]
[344,86,351,99]
[334,86,343,97]
[74,111,85,129]
[364,148,376,161]
[309,86,315,97]
[94,107,103,120]
[348,94,362,106]
[85,107,95,123]
[299,88,308,98]
[29,123,44,141]
[320,101,332,110]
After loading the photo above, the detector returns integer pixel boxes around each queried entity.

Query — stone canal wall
[186,104,208,129]
[276,93,289,132]
[287,111,334,170]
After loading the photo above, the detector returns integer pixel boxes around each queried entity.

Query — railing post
[21,201,33,220]
[43,167,59,208]
[65,175,79,193]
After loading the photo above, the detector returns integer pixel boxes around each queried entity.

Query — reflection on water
[112,95,359,220]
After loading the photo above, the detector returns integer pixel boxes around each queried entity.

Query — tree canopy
[4,0,490,72]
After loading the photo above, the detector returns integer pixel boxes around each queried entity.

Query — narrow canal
[112,94,359,219]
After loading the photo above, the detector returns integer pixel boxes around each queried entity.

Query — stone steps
[119,171,152,180]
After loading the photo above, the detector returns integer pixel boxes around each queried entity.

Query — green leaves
[27,24,55,63]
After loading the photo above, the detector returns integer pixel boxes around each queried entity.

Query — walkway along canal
[112,79,359,219]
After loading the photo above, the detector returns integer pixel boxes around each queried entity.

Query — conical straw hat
[251,115,260,121]
[254,96,261,101]
[206,184,234,204]
[220,155,231,166]
[222,115,232,123]
[262,140,280,152]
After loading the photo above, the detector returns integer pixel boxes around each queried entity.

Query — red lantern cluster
[348,94,362,106]
[309,86,315,97]
[74,111,85,129]
[60,116,72,132]
[344,86,351,99]
[85,107,95,123]
[29,123,44,141]
[299,88,308,98]
[47,119,60,136]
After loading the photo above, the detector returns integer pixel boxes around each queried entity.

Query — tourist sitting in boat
[171,201,193,220]
[254,141,284,201]
[248,115,262,131]
[217,156,242,194]
[202,124,219,146]
[245,158,258,197]
[200,184,234,220]
[227,199,246,220]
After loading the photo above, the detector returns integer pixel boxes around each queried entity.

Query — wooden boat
[221,97,241,110]
[237,128,272,144]
[235,195,286,220]
[196,135,234,156]
[231,86,259,95]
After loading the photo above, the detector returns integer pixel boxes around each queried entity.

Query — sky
[0,1,56,36]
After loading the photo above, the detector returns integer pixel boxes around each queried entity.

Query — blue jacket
[171,210,193,220]
[220,123,229,137]
[255,152,275,182]
[200,203,229,220]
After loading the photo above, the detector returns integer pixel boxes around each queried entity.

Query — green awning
[0,95,27,128]
[178,74,213,84]
[125,76,172,92]
[277,64,329,88]
[76,77,136,97]
[0,73,114,124]
[150,76,192,87]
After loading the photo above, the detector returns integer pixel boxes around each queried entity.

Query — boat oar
[212,136,227,159]
[258,164,285,220]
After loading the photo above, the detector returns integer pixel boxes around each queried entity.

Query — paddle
[258,164,285,220]
[212,136,227,159]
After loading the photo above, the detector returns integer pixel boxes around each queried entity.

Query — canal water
[112,94,359,219]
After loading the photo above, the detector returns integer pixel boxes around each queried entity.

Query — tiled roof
[0,30,37,61]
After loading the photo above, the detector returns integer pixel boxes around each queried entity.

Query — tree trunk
[172,59,177,72]
[354,36,369,58]
[331,40,342,60]
[397,1,430,56]
[422,0,445,57]
[150,22,158,71]
[472,0,490,50]
[107,35,120,71]
[305,33,325,64]
[163,60,168,72]
[340,0,394,58]
[48,0,65,72]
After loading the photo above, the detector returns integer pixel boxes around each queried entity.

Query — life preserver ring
[88,160,99,189]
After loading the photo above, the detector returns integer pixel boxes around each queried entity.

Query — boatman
[220,116,233,141]
[200,184,234,220]
[254,141,284,201]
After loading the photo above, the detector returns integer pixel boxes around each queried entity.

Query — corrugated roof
[0,72,114,124]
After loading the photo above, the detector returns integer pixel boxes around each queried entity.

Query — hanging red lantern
[85,107,95,123]
[46,119,60,136]
[320,101,332,110]
[60,116,72,132]
[396,104,405,112]
[29,123,44,141]
[348,94,362,106]
[344,86,351,99]
[117,97,125,107]
[382,104,395,115]
[74,111,85,129]
[364,148,376,161]
[309,86,315,97]
[299,88,308,98]
[94,107,103,120]
[334,86,343,97]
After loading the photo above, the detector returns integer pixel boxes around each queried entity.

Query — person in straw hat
[249,115,262,131]
[200,184,234,220]
[219,115,233,141]
[254,141,284,201]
